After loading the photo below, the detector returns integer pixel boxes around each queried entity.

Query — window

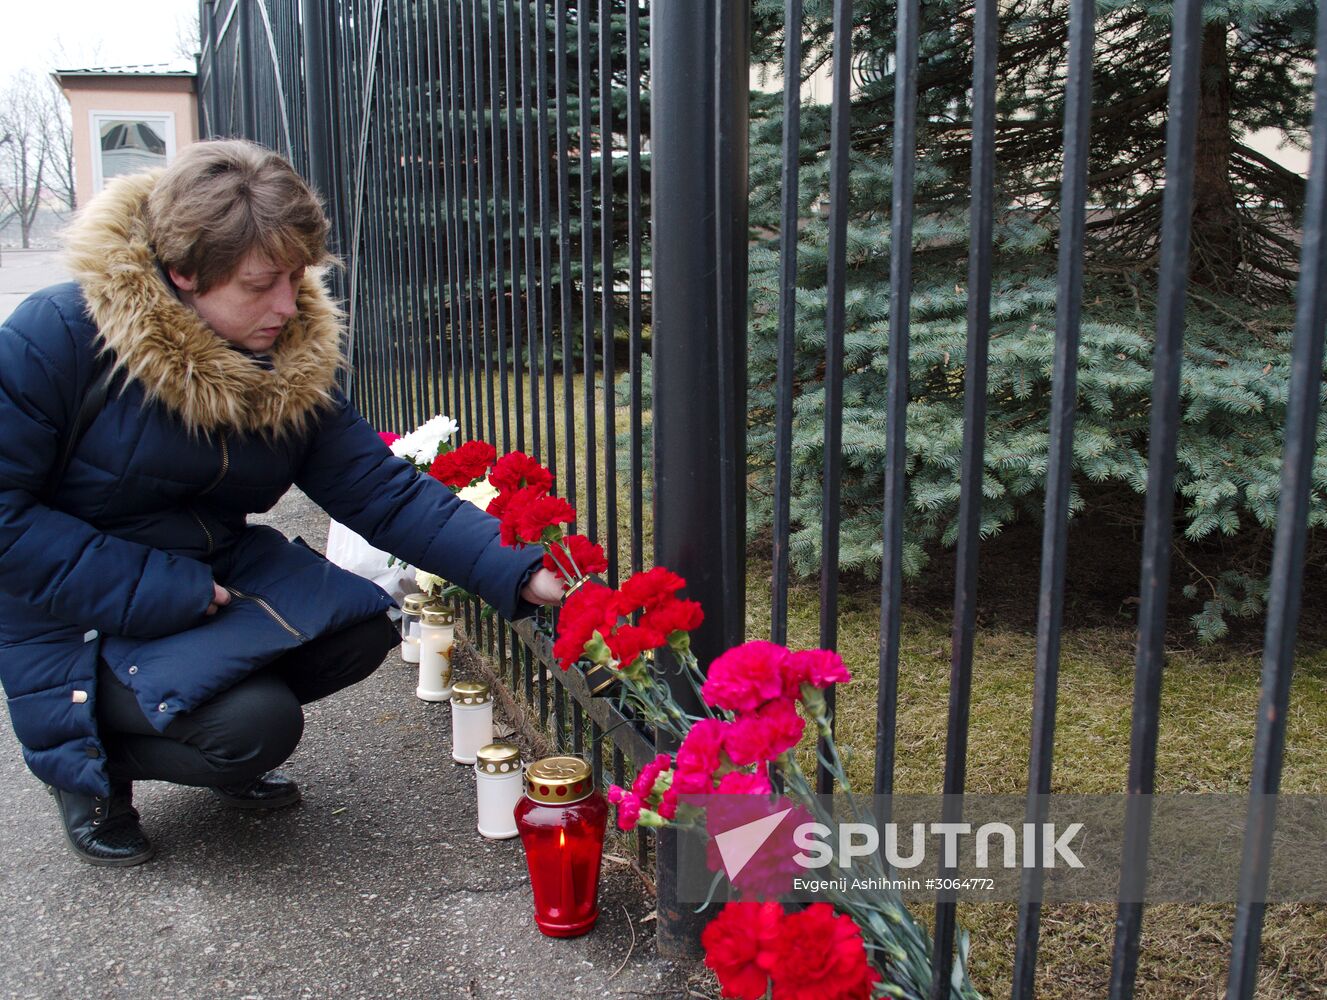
[89,111,176,192]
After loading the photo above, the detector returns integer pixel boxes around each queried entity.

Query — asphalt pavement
[0,258,685,999]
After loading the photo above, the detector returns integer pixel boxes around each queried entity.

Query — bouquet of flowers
[449,443,983,999]
[327,414,466,597]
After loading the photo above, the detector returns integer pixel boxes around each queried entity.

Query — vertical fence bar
[201,0,220,138]
[578,2,599,544]
[599,0,619,586]
[237,0,257,139]
[1010,0,1095,992]
[555,3,578,521]
[442,0,469,438]
[929,0,998,989]
[474,2,498,445]
[770,0,803,646]
[487,0,511,453]
[1225,8,1327,996]
[422,0,447,419]
[401,4,428,428]
[536,0,558,485]
[460,0,483,442]
[650,0,749,958]
[1108,0,1204,993]
[302,0,338,253]
[625,0,644,579]
[815,0,852,796]
[874,0,920,800]
[382,9,408,429]
[518,0,542,461]
[505,0,528,455]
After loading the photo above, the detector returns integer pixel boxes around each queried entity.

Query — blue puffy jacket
[0,173,542,796]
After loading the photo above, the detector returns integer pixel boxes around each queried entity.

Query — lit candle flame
[559,829,566,848]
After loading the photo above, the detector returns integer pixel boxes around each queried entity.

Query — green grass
[747,572,1327,998]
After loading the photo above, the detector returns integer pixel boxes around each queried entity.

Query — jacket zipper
[189,508,215,555]
[199,434,230,496]
[224,587,306,640]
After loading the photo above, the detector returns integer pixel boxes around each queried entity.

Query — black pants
[95,613,399,787]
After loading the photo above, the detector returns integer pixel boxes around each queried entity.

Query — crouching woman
[0,139,562,866]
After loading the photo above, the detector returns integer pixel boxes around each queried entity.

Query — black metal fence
[198,1,1324,996]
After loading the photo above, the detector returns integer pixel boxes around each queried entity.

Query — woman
[0,139,563,867]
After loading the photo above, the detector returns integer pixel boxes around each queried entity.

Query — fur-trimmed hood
[63,172,344,437]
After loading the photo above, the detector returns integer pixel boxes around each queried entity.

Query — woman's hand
[205,582,232,616]
[521,567,565,606]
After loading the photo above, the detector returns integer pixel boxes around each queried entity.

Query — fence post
[649,0,750,959]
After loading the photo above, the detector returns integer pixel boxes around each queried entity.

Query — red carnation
[497,487,576,547]
[639,597,704,640]
[603,623,667,667]
[489,451,554,495]
[544,534,608,581]
[701,901,783,1000]
[552,581,618,669]
[616,566,688,615]
[769,903,880,1000]
[428,439,497,488]
[378,431,402,447]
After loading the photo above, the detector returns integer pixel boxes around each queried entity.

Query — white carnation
[455,477,500,511]
[390,413,460,466]
[415,569,445,595]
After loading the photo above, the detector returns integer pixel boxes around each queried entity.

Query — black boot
[210,769,301,810]
[48,782,154,867]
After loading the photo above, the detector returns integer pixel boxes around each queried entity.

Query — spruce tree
[745,0,1321,641]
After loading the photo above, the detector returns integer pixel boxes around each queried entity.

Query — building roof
[53,60,196,79]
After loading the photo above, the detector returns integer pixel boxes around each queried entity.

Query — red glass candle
[515,756,608,937]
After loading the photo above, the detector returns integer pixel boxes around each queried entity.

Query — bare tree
[0,72,51,249]
[43,79,75,211]
[174,10,202,62]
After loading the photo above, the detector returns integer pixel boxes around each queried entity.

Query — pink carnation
[724,699,806,767]
[783,648,852,698]
[615,793,643,831]
[632,753,673,802]
[378,431,402,447]
[716,770,773,796]
[702,641,792,713]
[673,718,729,794]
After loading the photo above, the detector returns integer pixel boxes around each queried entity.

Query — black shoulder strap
[46,352,117,500]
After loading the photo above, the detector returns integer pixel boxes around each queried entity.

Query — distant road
[0,250,69,325]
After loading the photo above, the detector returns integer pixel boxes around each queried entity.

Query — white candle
[451,681,494,763]
[416,608,455,702]
[475,743,522,839]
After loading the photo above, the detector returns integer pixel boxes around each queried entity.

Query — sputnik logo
[712,806,794,880]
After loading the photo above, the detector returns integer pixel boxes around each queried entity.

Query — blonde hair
[146,139,332,293]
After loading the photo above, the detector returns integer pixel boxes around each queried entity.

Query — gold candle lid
[401,593,431,614]
[422,608,454,627]
[451,680,490,705]
[475,742,521,775]
[525,756,593,804]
